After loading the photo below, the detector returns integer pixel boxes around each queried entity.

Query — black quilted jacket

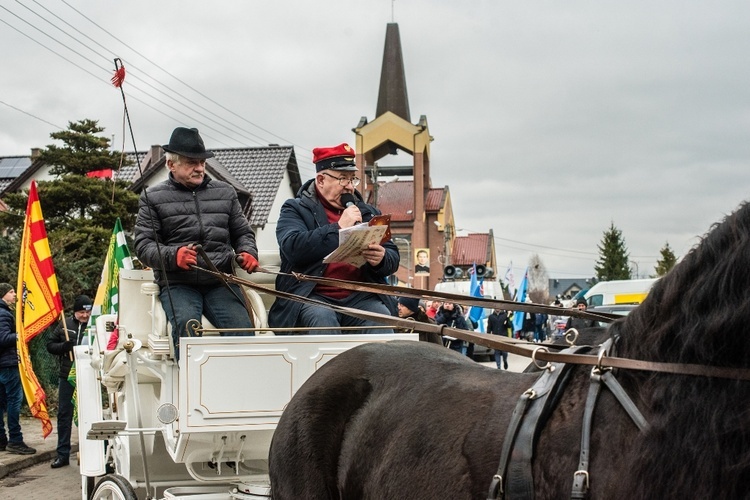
[134,173,257,287]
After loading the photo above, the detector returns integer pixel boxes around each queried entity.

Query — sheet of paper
[323,223,389,267]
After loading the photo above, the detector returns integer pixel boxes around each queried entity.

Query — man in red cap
[134,127,259,360]
[268,143,400,333]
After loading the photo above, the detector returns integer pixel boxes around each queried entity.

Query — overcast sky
[2,1,750,281]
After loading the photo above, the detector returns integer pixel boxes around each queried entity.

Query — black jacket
[487,311,510,336]
[134,173,258,287]
[47,315,87,379]
[268,180,399,329]
[435,305,470,331]
[396,310,441,344]
[0,301,18,369]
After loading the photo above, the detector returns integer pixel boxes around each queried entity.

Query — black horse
[269,202,750,499]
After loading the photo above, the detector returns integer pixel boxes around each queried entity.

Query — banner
[70,218,133,424]
[16,181,62,438]
[511,267,529,335]
[469,264,486,332]
[87,217,133,341]
[504,261,516,299]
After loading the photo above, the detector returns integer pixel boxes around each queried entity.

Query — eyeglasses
[322,172,360,187]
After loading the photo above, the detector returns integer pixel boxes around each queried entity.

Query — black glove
[63,340,75,352]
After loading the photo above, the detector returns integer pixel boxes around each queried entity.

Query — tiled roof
[451,233,490,266]
[122,146,300,227]
[0,146,301,228]
[425,188,444,212]
[374,180,414,222]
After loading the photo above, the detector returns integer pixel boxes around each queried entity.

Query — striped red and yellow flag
[16,181,62,438]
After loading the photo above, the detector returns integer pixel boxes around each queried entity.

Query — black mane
[608,201,750,499]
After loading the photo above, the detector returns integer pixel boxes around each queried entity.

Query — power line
[58,0,316,162]
[0,99,63,130]
[2,0,317,177]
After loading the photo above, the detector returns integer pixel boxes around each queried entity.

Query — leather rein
[204,268,750,382]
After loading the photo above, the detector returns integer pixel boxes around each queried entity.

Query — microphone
[341,193,356,208]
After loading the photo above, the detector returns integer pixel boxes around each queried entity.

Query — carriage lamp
[157,403,179,424]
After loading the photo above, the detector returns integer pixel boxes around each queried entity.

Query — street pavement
[0,415,78,480]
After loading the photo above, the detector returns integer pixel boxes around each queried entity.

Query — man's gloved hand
[237,252,259,273]
[62,340,75,352]
[176,246,198,270]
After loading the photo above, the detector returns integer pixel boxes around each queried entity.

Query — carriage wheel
[90,474,137,500]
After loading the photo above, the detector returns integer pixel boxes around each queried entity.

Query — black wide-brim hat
[162,127,214,159]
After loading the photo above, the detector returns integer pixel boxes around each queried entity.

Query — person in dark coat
[487,308,510,369]
[46,294,92,468]
[0,283,36,455]
[395,297,441,344]
[435,302,471,354]
[566,298,597,330]
[268,143,399,333]
[134,127,259,358]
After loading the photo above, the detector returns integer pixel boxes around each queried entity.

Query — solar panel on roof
[0,157,32,178]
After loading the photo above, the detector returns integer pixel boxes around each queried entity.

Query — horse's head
[601,201,750,499]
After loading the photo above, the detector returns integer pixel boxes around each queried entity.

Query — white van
[434,280,505,312]
[584,278,658,307]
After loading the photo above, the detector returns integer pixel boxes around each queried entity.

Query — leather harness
[193,267,746,498]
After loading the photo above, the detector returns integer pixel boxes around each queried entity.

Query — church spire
[376,23,410,122]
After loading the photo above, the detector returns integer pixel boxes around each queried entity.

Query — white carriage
[75,262,416,499]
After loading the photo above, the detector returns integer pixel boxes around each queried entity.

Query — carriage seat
[100,269,272,385]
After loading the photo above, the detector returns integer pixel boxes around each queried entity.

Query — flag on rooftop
[16,180,61,438]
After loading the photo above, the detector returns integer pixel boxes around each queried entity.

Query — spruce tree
[654,242,678,277]
[0,119,139,305]
[594,222,631,281]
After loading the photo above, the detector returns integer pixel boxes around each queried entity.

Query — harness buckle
[487,474,503,498]
[573,469,590,489]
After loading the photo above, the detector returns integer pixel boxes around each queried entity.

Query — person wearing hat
[134,127,259,360]
[435,302,471,354]
[47,294,93,467]
[395,296,441,344]
[565,297,597,331]
[0,283,36,455]
[268,143,400,333]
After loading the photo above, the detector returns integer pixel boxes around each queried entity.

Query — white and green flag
[87,217,133,339]
[72,218,132,425]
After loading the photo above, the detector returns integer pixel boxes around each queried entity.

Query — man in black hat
[0,283,36,455]
[134,127,259,360]
[565,298,597,331]
[268,143,399,333]
[47,294,93,467]
[395,296,441,344]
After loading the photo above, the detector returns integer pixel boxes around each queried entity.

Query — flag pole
[58,315,73,361]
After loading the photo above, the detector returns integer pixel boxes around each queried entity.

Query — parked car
[588,304,639,326]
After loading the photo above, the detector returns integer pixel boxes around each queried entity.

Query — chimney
[30,148,40,160]
[151,144,162,162]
